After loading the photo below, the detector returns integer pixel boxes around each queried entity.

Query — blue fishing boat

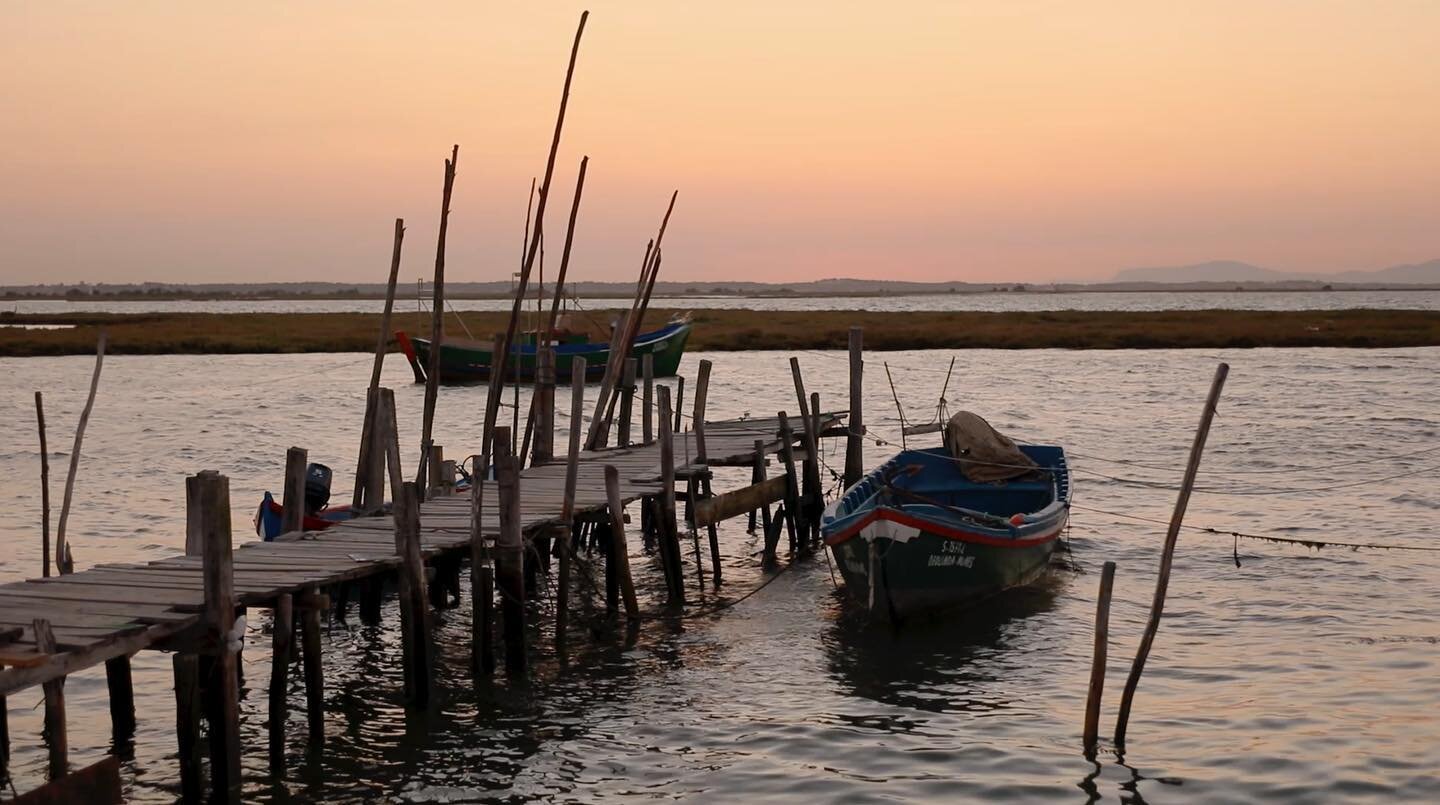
[821,413,1070,619]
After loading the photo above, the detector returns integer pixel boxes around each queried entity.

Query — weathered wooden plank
[693,476,788,528]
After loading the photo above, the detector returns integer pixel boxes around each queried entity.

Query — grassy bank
[2,308,1438,357]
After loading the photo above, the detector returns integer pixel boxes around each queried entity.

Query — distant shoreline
[3,308,1439,357]
[5,285,1440,304]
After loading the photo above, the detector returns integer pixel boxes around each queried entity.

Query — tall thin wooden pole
[55,330,106,574]
[418,146,458,497]
[35,391,50,578]
[482,11,589,475]
[1114,363,1229,746]
[789,357,822,544]
[1083,561,1117,754]
[354,218,406,508]
[543,157,589,345]
[844,327,865,488]
[533,347,556,464]
[674,376,684,431]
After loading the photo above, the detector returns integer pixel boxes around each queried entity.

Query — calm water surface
[6,288,1440,315]
[1,347,1438,802]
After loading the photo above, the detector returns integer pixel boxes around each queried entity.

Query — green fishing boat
[397,318,692,383]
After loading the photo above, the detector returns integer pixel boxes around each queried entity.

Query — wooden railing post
[533,345,556,464]
[844,327,865,488]
[641,353,655,445]
[196,470,241,801]
[281,446,307,535]
[617,357,637,446]
[692,359,711,463]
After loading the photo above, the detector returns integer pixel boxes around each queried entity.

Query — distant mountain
[1114,261,1296,283]
[1113,259,1440,286]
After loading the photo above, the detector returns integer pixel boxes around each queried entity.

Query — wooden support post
[35,391,50,578]
[104,655,135,739]
[755,439,777,564]
[777,413,802,556]
[844,327,865,488]
[656,386,685,604]
[1115,363,1229,747]
[195,470,241,800]
[394,483,433,705]
[557,357,586,649]
[269,593,294,765]
[281,446,307,535]
[533,346,556,464]
[789,358,822,546]
[359,388,387,512]
[810,390,823,544]
[692,359,711,463]
[299,591,325,743]
[674,376,684,432]
[604,465,641,621]
[701,472,721,585]
[642,354,654,445]
[617,357,637,447]
[32,619,66,780]
[1083,561,1117,755]
[426,444,445,499]
[184,473,202,557]
[1,694,8,781]
[172,654,202,802]
[494,431,527,674]
[359,575,382,625]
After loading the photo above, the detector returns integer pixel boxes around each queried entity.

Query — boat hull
[405,321,691,384]
[828,518,1060,618]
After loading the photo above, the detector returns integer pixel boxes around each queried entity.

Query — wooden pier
[0,401,850,800]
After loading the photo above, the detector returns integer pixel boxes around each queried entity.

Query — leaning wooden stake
[33,618,66,780]
[789,358,823,545]
[776,413,802,555]
[557,357,587,648]
[691,359,712,463]
[55,331,106,574]
[844,327,865,488]
[1114,363,1229,746]
[354,218,406,508]
[35,391,51,578]
[281,446,308,535]
[418,146,459,497]
[1083,561,1117,754]
[755,439,778,563]
[196,470,241,801]
[605,465,641,621]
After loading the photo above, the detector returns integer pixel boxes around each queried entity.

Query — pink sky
[3,1,1438,285]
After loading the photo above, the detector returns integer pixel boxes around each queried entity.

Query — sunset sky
[3,1,1437,285]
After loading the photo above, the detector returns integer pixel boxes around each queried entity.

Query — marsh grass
[2,307,1437,356]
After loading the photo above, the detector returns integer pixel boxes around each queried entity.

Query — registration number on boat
[927,554,975,568]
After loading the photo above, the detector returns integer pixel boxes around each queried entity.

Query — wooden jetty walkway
[0,384,856,801]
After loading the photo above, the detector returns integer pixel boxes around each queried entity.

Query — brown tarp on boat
[942,411,1037,483]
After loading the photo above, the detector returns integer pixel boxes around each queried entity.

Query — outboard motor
[304,463,333,516]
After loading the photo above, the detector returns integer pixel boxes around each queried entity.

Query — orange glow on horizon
[2,1,1437,284]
